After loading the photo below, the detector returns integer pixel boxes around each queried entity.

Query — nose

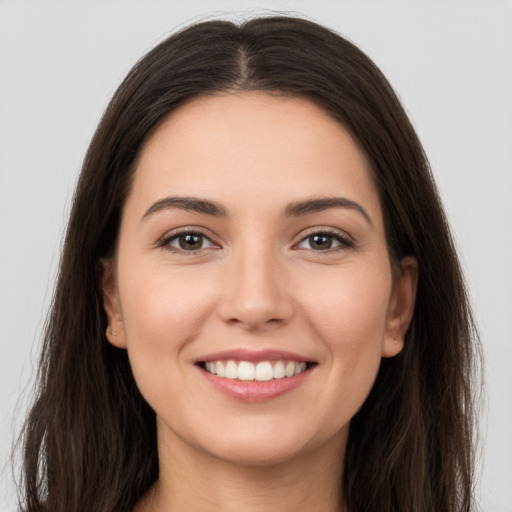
[217,244,294,331]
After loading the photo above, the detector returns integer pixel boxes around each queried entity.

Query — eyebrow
[142,197,228,220]
[283,197,373,226]
[142,195,373,226]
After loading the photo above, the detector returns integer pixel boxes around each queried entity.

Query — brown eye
[166,232,214,252]
[297,231,353,251]
[179,234,203,250]
[309,234,334,250]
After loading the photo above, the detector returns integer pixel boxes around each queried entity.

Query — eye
[297,231,353,251]
[162,231,215,253]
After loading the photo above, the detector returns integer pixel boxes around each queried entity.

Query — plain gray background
[1,1,511,510]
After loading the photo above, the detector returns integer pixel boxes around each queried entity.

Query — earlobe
[382,256,418,358]
[100,258,127,349]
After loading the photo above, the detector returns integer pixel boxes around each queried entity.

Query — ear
[100,258,127,349]
[382,256,418,358]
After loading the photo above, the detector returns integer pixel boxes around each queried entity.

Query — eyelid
[155,225,354,255]
[293,227,354,252]
[157,227,220,254]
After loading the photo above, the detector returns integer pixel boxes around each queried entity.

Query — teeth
[273,361,285,379]
[225,360,238,379]
[238,361,255,381]
[216,361,226,377]
[294,362,307,375]
[285,361,296,377]
[203,360,309,381]
[255,361,273,381]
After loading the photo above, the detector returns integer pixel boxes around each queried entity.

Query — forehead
[127,92,383,225]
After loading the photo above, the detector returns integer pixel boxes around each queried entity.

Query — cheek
[298,262,392,398]
[300,263,392,348]
[117,264,217,399]
[120,262,216,338]
[294,266,391,432]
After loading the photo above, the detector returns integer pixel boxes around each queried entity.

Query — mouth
[195,349,317,402]
[198,359,315,381]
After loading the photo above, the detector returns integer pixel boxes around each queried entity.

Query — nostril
[217,272,294,329]
[223,315,286,330]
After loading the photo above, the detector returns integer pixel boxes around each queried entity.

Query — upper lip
[196,348,315,364]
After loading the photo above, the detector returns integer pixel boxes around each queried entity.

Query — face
[103,92,417,468]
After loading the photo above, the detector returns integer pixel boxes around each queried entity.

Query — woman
[18,16,479,512]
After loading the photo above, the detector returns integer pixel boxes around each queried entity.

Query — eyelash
[158,228,354,255]
[296,229,354,253]
[158,229,217,255]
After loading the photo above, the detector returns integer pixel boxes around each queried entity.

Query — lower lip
[198,365,314,402]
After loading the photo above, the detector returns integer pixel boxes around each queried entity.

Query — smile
[196,350,317,402]
[202,360,309,381]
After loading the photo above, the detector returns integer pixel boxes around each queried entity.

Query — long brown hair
[17,16,480,511]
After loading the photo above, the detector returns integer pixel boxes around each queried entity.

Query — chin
[212,439,304,467]
[192,418,348,468]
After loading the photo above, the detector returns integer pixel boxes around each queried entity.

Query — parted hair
[17,15,479,512]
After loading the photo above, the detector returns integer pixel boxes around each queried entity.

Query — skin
[102,92,417,512]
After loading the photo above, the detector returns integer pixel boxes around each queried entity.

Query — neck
[135,424,347,512]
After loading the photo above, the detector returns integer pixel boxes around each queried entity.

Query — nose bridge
[218,236,292,329]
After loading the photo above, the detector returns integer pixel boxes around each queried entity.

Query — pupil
[311,234,332,250]
[180,234,202,250]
